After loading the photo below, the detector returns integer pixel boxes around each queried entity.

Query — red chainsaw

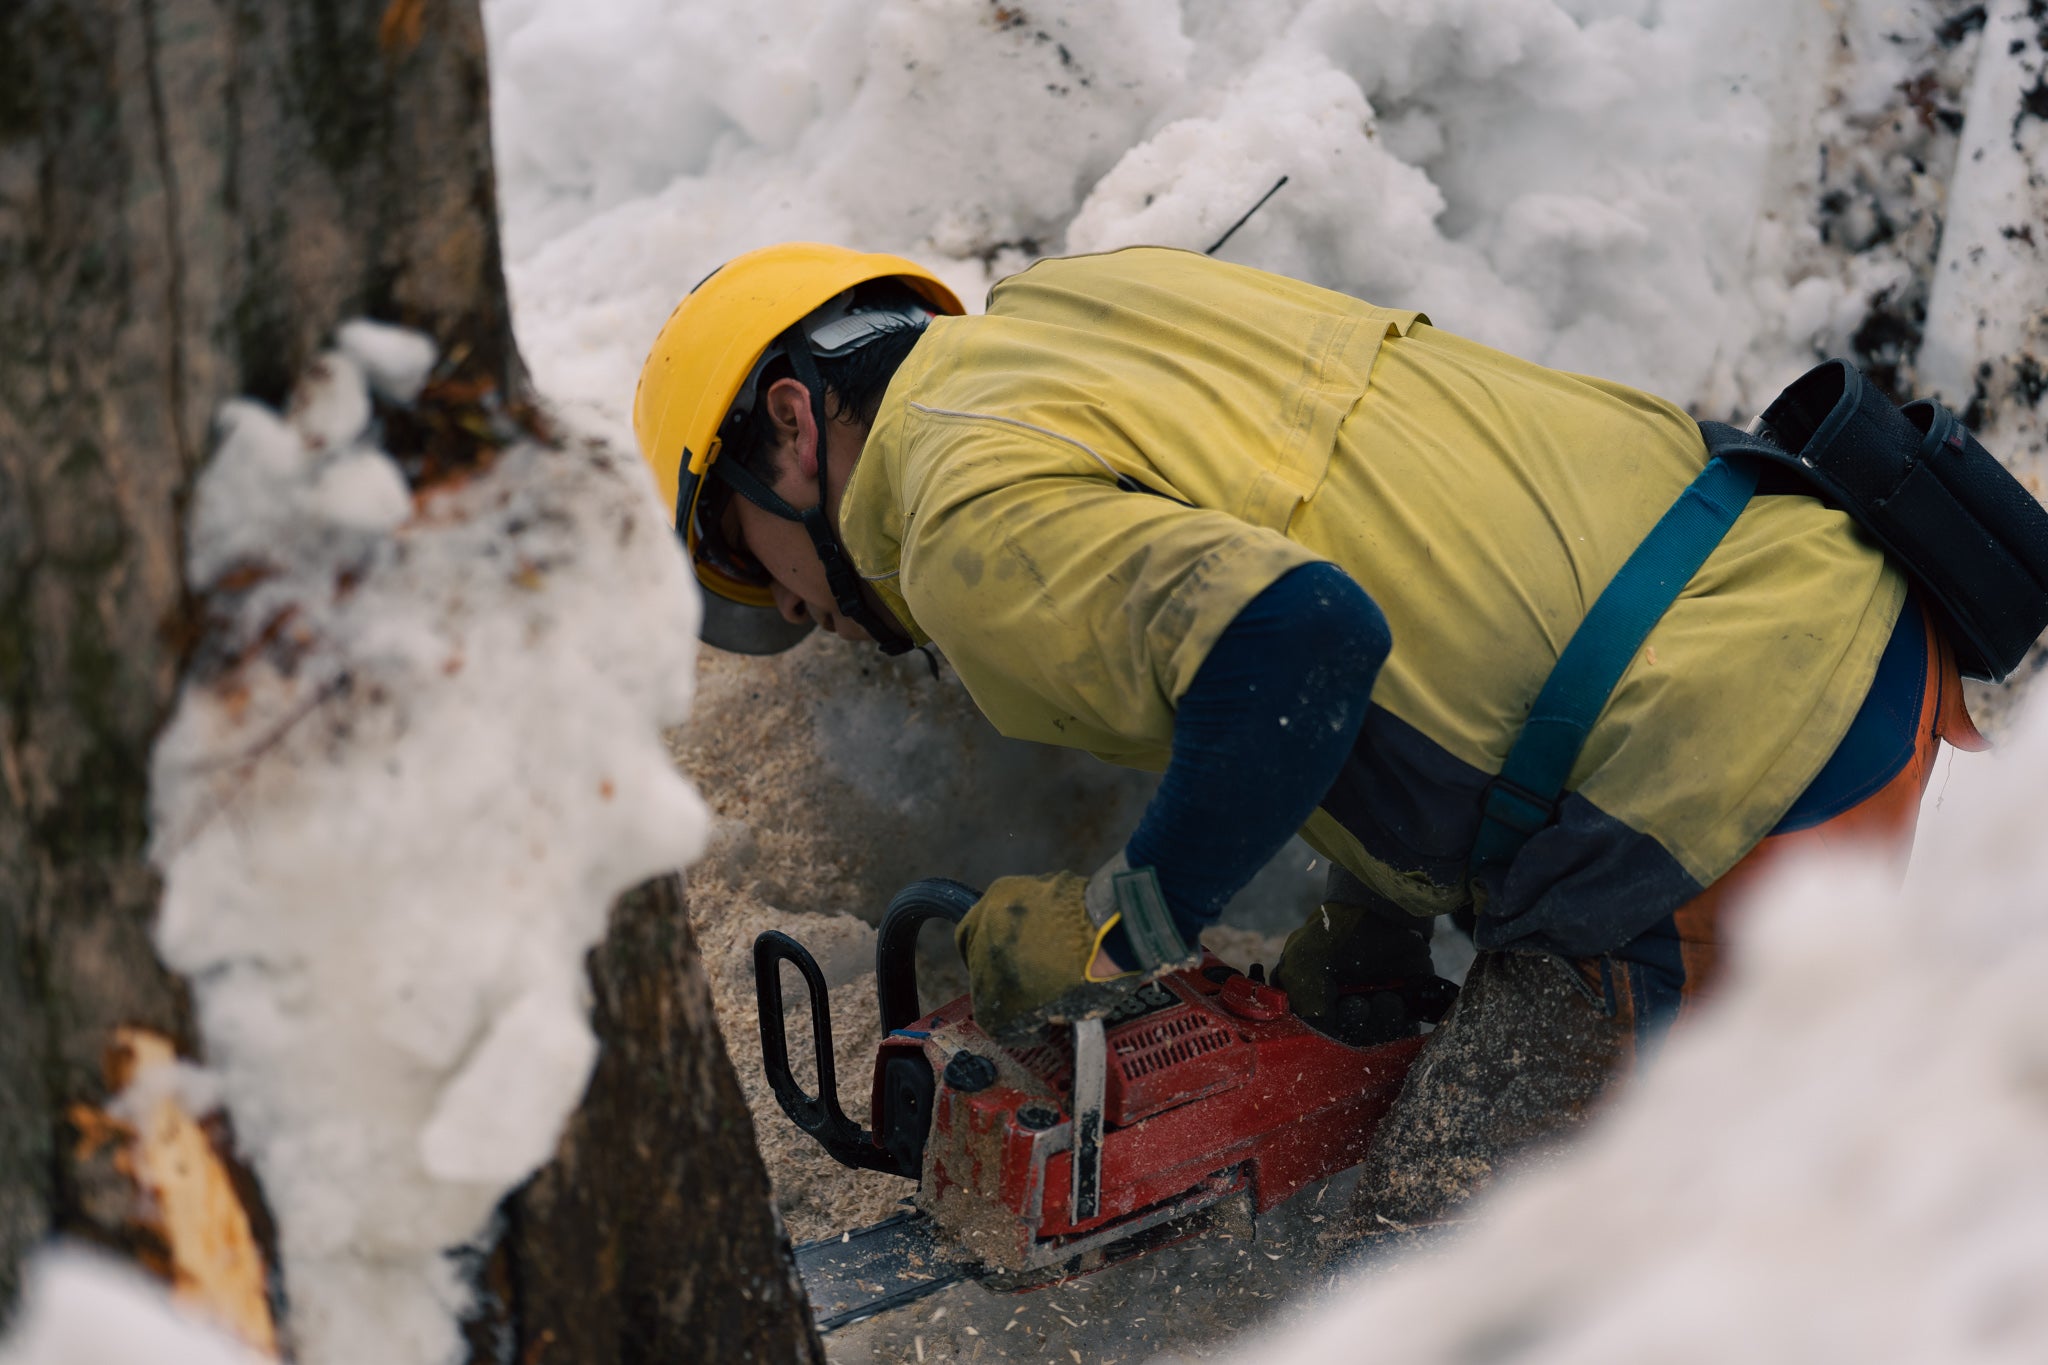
[753,878,1447,1331]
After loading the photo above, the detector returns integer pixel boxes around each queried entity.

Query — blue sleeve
[1102,562,1389,963]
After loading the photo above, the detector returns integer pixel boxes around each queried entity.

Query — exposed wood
[72,1029,278,1357]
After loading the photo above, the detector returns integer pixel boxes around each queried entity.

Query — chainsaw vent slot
[1007,1032,1073,1095]
[1114,1010,1233,1078]
[1106,1005,1251,1126]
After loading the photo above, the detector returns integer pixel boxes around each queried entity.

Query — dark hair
[816,316,930,427]
[720,296,931,482]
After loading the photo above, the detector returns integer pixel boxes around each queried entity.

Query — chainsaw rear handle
[876,878,980,1034]
[753,930,910,1176]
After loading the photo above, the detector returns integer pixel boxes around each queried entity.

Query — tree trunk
[494,875,824,1365]
[0,2,818,1356]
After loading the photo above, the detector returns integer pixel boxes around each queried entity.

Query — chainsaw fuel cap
[943,1051,998,1093]
[1015,1102,1062,1131]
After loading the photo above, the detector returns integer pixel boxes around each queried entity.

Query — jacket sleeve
[889,417,1325,763]
[1113,562,1389,948]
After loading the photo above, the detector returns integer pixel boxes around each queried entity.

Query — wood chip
[101,1029,278,1358]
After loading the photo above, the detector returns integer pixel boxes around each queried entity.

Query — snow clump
[0,1248,265,1365]
[483,0,2030,446]
[336,319,440,405]
[148,325,708,1365]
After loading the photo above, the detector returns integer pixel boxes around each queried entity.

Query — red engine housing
[874,956,1422,1275]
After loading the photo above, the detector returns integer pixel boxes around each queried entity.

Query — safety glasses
[691,477,774,590]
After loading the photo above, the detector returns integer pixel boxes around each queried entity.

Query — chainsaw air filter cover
[1101,988,1249,1125]
[1003,981,1252,1127]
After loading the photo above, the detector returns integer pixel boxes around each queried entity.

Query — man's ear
[762,376,821,482]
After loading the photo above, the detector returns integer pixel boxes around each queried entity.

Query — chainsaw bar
[795,1210,974,1332]
[797,1172,1250,1332]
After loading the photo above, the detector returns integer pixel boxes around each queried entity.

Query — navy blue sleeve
[1102,562,1390,964]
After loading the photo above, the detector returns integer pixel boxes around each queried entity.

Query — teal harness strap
[1470,451,1761,875]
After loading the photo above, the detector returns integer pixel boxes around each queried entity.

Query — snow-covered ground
[0,1251,266,1365]
[478,0,2048,1360]
[8,2,2046,1362]
[485,0,2041,463]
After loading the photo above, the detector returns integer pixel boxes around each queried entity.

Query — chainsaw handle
[876,878,980,1034]
[753,930,907,1176]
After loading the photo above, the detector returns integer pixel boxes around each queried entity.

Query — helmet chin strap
[712,325,916,656]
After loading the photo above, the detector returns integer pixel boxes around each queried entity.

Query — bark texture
[0,4,820,1355]
[499,875,825,1365]
[0,0,514,1311]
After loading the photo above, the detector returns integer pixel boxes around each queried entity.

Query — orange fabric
[1665,608,1980,1019]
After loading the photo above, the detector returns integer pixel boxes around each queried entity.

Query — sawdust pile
[670,637,1315,1244]
[689,890,909,1243]
[671,637,1155,1241]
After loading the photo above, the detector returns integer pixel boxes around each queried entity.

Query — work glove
[956,865,1198,1045]
[1273,899,1456,1048]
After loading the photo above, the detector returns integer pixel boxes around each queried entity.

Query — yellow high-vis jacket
[839,247,1902,955]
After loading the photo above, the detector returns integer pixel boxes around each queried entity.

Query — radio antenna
[1205,175,1290,256]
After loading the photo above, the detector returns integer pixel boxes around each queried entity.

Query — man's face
[719,376,877,643]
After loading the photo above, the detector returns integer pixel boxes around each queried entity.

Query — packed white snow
[4,3,2029,1364]
[472,0,2048,1360]
[1921,0,2048,463]
[145,330,708,1365]
[0,1249,265,1365]
[484,0,2042,461]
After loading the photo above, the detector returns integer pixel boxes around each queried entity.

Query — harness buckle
[1479,772,1558,840]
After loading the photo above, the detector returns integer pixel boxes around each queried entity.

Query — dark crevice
[2020,74,2048,125]
[1850,288,1926,401]
[2017,354,2048,407]
[1936,4,1987,47]
[136,0,193,472]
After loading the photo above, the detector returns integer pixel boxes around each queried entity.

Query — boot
[1274,868,1448,1047]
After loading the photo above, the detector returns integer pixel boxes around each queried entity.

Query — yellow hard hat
[633,242,965,654]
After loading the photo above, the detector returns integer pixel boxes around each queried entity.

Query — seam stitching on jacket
[906,401,1124,482]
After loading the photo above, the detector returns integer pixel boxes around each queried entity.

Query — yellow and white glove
[956,860,1199,1044]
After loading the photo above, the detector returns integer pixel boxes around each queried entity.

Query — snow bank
[0,1249,264,1365]
[147,331,707,1365]
[1921,0,2048,466]
[484,0,2013,442]
[467,0,2048,1355]
[1210,714,2045,1362]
